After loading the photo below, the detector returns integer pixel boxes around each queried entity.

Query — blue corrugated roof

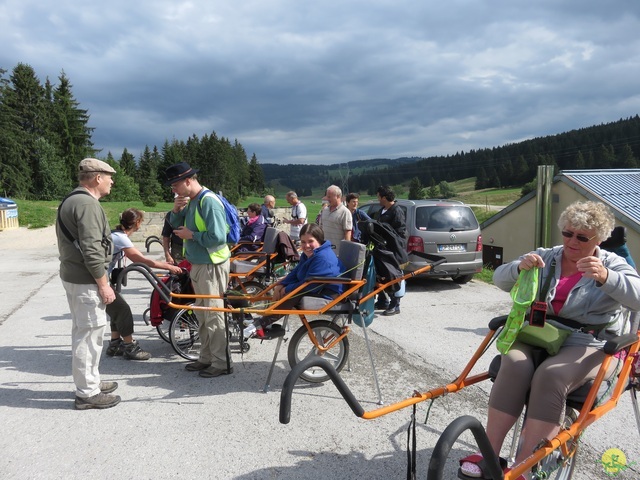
[560,169,640,226]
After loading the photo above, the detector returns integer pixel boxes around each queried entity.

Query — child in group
[243,223,345,338]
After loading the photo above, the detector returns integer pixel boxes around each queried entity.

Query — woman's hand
[577,256,608,283]
[166,264,183,275]
[519,253,545,271]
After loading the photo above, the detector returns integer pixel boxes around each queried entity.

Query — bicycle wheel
[143,306,171,343]
[156,318,171,343]
[169,307,200,361]
[287,319,349,383]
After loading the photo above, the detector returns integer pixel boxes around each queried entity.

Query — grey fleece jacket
[56,187,112,284]
[494,246,640,347]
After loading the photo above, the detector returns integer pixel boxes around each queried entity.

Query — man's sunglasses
[561,230,597,243]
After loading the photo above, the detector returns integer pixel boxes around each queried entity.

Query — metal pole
[535,165,554,249]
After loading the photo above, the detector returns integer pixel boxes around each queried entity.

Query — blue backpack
[197,189,241,244]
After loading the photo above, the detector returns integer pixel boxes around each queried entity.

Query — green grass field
[12,178,519,229]
[13,187,501,284]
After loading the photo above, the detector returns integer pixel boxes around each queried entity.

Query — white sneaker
[243,324,257,337]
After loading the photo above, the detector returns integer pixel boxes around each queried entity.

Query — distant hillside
[261,115,640,196]
[260,157,420,196]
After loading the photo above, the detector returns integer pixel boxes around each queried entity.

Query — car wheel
[452,274,474,284]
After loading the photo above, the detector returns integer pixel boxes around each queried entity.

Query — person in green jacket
[166,162,233,378]
[56,158,120,410]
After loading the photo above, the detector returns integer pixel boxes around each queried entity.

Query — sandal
[459,453,509,479]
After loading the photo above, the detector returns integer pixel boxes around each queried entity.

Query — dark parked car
[358,199,483,283]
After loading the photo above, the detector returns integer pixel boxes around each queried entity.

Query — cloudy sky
[1,0,639,165]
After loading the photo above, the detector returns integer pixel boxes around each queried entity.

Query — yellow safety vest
[184,191,230,264]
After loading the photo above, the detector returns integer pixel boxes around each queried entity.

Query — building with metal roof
[481,169,640,267]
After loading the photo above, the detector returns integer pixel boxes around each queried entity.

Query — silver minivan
[359,199,483,283]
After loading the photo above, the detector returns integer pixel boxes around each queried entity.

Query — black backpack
[358,220,407,291]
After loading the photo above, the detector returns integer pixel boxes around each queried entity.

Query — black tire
[287,319,349,383]
[143,306,171,343]
[169,307,200,361]
[239,280,273,312]
[234,280,267,296]
[452,274,474,284]
[427,416,494,480]
[156,318,171,343]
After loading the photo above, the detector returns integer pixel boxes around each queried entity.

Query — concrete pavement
[0,228,637,479]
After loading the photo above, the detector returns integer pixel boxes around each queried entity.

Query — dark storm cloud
[1,0,639,164]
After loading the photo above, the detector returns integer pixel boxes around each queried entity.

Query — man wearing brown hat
[165,162,233,377]
[57,158,120,409]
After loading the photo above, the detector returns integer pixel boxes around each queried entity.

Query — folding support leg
[262,315,290,393]
[359,321,383,405]
[631,386,640,435]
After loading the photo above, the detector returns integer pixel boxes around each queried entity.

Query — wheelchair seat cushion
[298,296,354,312]
[231,260,266,274]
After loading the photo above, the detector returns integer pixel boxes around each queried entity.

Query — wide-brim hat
[164,162,199,186]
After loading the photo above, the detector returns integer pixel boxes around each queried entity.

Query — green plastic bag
[496,268,539,354]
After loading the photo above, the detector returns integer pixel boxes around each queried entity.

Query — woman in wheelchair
[243,223,345,339]
[236,203,267,252]
[460,201,640,479]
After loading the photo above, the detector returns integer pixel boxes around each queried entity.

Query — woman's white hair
[557,201,615,242]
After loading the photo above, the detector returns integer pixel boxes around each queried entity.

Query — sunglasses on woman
[561,230,597,243]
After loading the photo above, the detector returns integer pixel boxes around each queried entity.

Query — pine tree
[3,63,47,197]
[105,153,140,202]
[426,179,439,199]
[616,144,638,168]
[51,71,94,186]
[475,167,488,190]
[0,68,30,197]
[248,153,265,194]
[34,137,71,200]
[119,148,137,178]
[138,145,162,206]
[408,177,424,200]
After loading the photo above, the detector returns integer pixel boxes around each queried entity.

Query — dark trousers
[105,291,135,337]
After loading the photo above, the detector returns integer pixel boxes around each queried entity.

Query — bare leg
[515,418,560,464]
[486,407,519,456]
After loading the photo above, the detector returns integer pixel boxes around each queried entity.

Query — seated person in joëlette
[107,208,183,360]
[236,203,267,252]
[460,200,640,480]
[242,223,345,338]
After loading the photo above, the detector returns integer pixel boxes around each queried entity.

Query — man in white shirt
[319,185,352,255]
[283,191,307,242]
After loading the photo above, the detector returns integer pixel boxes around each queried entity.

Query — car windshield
[415,206,478,232]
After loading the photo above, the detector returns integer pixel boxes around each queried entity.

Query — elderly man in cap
[261,194,276,225]
[56,158,120,410]
[165,162,233,378]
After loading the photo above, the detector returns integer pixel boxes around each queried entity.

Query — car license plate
[438,244,466,252]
